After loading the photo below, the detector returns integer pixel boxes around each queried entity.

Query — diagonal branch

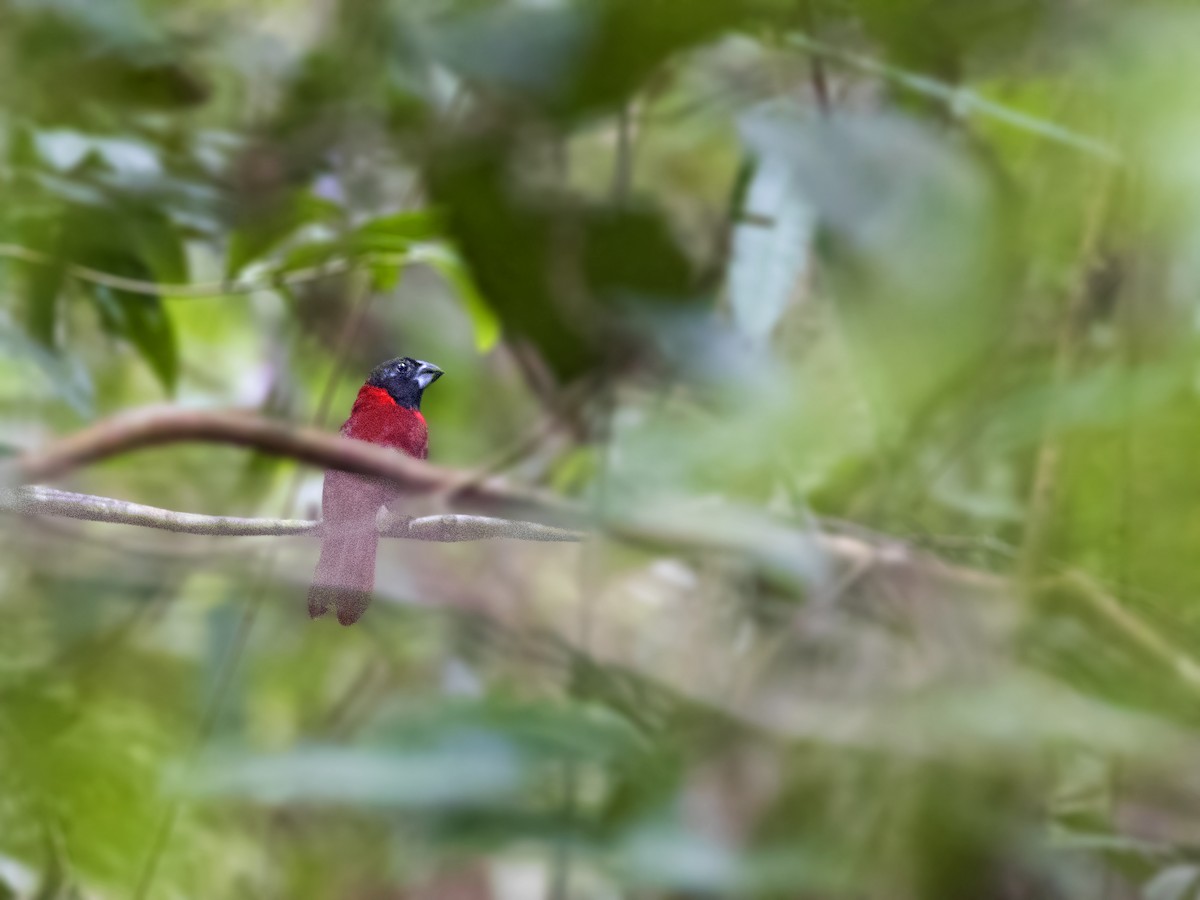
[789,33,1120,162]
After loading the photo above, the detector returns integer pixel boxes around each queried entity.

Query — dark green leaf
[426,136,705,380]
[92,285,178,390]
[434,0,756,119]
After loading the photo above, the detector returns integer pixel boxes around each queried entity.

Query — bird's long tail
[307,527,379,626]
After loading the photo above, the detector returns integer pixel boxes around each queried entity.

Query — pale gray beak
[414,360,444,389]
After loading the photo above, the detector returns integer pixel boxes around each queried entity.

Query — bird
[307,356,444,625]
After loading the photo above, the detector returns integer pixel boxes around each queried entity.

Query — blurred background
[3,0,1200,897]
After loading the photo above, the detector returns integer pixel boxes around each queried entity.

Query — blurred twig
[809,51,832,115]
[0,243,418,298]
[610,102,637,205]
[1042,572,1200,693]
[789,34,1121,163]
[1018,172,1114,582]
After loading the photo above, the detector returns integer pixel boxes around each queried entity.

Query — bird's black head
[366,357,444,410]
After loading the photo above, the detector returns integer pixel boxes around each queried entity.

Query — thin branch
[6,486,315,536]
[1018,170,1114,581]
[2,487,583,542]
[0,243,411,299]
[402,512,581,543]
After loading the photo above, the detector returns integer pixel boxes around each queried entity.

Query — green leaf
[354,210,441,290]
[352,210,441,250]
[44,202,187,391]
[126,209,188,284]
[368,258,402,292]
[2,2,207,126]
[10,214,65,347]
[275,239,341,275]
[21,256,64,347]
[582,207,696,305]
[274,210,440,281]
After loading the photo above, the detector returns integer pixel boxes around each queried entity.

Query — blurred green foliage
[4,0,1200,898]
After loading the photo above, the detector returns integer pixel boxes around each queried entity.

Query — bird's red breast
[340,384,428,459]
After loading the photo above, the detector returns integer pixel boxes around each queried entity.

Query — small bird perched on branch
[308,356,443,625]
